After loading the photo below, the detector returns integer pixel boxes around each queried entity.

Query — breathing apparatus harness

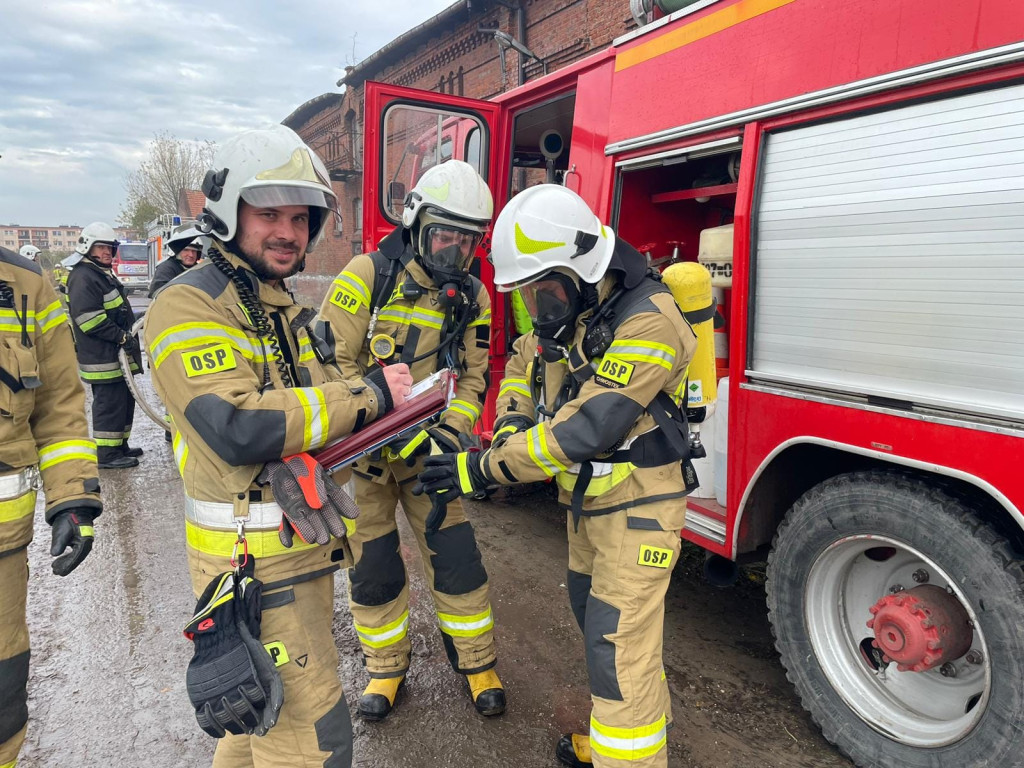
[524,240,698,523]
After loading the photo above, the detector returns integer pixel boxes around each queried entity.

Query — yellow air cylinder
[510,289,534,335]
[662,262,717,408]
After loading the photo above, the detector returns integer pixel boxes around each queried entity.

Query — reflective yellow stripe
[498,378,530,399]
[437,606,494,637]
[456,452,476,495]
[446,399,481,424]
[354,610,410,648]
[1,759,18,768]
[332,272,370,306]
[295,387,329,452]
[606,340,677,370]
[79,525,95,537]
[172,431,189,477]
[589,714,667,761]
[555,461,636,497]
[468,308,492,327]
[185,520,319,558]
[149,322,265,368]
[0,491,36,523]
[397,429,430,459]
[298,337,316,363]
[526,424,567,477]
[38,439,98,470]
[38,301,66,333]
[378,305,445,329]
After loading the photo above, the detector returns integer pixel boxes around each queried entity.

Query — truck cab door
[362,82,508,431]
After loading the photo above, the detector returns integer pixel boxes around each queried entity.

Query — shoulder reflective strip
[589,714,668,761]
[80,369,122,381]
[378,305,445,330]
[0,309,36,332]
[38,302,66,333]
[447,399,481,422]
[353,610,410,648]
[149,322,262,368]
[185,520,319,558]
[298,337,315,362]
[498,379,531,398]
[172,431,189,477]
[468,308,492,328]
[295,387,329,451]
[0,490,36,523]
[38,439,98,470]
[527,424,567,477]
[437,606,494,637]
[607,340,677,370]
[332,272,371,305]
[77,310,107,332]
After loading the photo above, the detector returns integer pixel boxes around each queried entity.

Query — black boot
[124,445,144,458]
[97,449,138,469]
[556,733,593,768]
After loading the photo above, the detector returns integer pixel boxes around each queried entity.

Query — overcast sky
[0,0,455,227]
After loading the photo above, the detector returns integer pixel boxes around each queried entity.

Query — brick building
[1,224,140,256]
[284,0,634,301]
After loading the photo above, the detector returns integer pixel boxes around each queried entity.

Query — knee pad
[567,570,592,632]
[0,650,29,744]
[426,522,487,596]
[350,530,406,607]
[314,695,353,767]
[584,596,623,701]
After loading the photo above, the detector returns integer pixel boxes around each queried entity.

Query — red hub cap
[866,585,973,672]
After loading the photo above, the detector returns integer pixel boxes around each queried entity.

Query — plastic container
[714,377,729,507]
[697,223,734,288]
[689,405,716,499]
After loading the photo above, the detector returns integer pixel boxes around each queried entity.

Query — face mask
[419,224,482,285]
[519,272,581,350]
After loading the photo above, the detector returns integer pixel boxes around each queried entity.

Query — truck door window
[381,104,487,223]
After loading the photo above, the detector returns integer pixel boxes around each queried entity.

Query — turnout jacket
[0,247,101,553]
[318,228,491,482]
[144,245,389,576]
[483,274,697,521]
[66,257,141,382]
[148,255,189,298]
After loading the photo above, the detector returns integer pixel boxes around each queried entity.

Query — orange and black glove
[258,453,359,547]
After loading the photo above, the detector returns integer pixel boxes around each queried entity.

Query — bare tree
[119,132,215,229]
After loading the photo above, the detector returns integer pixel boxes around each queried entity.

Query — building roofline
[283,92,346,129]
[338,0,473,88]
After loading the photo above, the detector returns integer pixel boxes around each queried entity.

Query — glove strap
[398,429,430,460]
[457,453,476,496]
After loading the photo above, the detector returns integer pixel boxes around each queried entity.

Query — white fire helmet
[75,222,119,257]
[166,224,209,257]
[199,124,337,252]
[402,160,493,276]
[490,184,615,292]
[19,244,40,261]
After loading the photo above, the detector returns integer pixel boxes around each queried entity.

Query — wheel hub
[866,585,973,672]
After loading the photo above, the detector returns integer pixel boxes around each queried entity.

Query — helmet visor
[422,224,481,273]
[240,185,335,211]
[518,272,578,327]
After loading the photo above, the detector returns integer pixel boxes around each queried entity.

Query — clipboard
[314,370,453,472]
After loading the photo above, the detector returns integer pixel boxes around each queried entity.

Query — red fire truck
[359,0,1024,764]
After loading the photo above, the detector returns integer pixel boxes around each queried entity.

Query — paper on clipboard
[313,369,454,473]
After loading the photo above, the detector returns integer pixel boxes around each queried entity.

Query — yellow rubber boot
[467,669,506,717]
[356,676,404,721]
[555,733,593,767]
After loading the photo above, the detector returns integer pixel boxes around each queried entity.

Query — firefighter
[0,245,102,768]
[18,244,40,262]
[149,224,204,298]
[414,184,698,768]
[317,159,505,721]
[66,222,142,469]
[143,124,412,768]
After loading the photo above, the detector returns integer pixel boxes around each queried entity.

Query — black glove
[50,509,95,577]
[490,415,534,449]
[259,453,359,547]
[184,571,284,738]
[413,450,490,532]
[386,424,468,467]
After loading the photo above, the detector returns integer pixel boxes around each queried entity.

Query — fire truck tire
[766,470,1024,768]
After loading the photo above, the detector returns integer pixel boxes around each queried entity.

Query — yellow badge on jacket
[264,641,290,667]
[595,356,635,388]
[330,288,361,314]
[183,343,237,377]
[638,544,673,568]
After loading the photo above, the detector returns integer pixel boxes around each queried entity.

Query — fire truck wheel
[766,470,1024,768]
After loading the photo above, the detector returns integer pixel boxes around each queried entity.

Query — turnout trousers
[0,490,36,768]
[90,380,135,462]
[187,546,353,768]
[566,503,684,768]
[348,471,497,678]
